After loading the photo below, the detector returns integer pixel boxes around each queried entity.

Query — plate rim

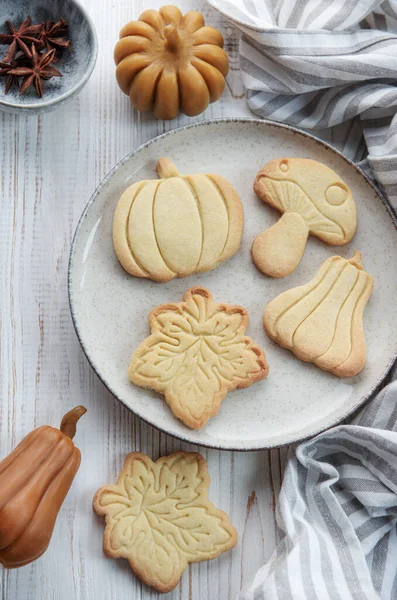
[68,117,397,451]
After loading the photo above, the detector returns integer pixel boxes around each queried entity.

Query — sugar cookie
[93,451,237,593]
[129,286,268,428]
[252,158,357,277]
[113,158,243,282]
[263,252,373,377]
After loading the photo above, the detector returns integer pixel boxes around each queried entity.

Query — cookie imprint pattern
[93,452,237,593]
[113,159,243,282]
[263,252,373,377]
[129,287,268,428]
[252,158,357,277]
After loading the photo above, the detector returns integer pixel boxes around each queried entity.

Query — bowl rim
[0,0,98,111]
[68,117,397,451]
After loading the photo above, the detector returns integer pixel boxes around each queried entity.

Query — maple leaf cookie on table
[129,286,269,429]
[93,451,237,593]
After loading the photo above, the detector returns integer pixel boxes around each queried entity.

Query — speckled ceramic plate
[68,119,397,450]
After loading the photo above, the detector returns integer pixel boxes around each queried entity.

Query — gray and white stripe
[205,2,397,595]
[238,376,397,599]
[208,0,397,208]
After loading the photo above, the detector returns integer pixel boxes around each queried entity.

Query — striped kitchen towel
[238,371,397,600]
[204,3,397,596]
[207,0,397,210]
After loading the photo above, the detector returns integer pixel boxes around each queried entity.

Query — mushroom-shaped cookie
[114,6,229,119]
[252,158,357,277]
[263,252,373,377]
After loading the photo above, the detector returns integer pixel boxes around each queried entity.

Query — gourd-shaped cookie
[129,287,268,428]
[252,158,357,277]
[113,158,243,282]
[263,252,373,377]
[114,6,228,119]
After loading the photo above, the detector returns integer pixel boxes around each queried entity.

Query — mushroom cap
[254,158,357,245]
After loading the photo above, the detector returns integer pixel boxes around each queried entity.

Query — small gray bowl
[0,0,98,114]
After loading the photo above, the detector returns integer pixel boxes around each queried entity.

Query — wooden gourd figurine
[114,5,229,119]
[0,406,86,568]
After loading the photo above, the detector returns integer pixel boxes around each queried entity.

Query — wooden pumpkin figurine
[114,5,229,119]
[113,158,244,282]
[0,406,86,568]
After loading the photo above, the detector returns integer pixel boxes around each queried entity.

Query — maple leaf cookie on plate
[129,287,269,429]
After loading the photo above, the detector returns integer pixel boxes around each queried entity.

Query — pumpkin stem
[348,251,363,270]
[60,406,87,439]
[163,25,181,53]
[156,158,181,179]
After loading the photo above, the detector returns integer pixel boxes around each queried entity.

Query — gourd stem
[156,157,181,179]
[163,25,181,53]
[60,406,87,439]
[348,251,363,270]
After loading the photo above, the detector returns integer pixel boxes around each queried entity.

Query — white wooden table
[0,1,288,597]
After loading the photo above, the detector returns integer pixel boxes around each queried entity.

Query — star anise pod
[8,45,62,97]
[0,59,20,93]
[38,19,70,61]
[0,55,30,94]
[0,16,42,62]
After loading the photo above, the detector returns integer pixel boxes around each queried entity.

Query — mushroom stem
[163,25,182,53]
[60,406,87,439]
[156,158,181,179]
[252,212,309,278]
[348,251,363,270]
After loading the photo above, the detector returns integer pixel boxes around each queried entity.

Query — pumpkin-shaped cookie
[113,158,244,282]
[263,252,373,377]
[252,158,357,278]
[114,5,229,119]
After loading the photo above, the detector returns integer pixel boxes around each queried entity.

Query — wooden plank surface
[0,1,288,598]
